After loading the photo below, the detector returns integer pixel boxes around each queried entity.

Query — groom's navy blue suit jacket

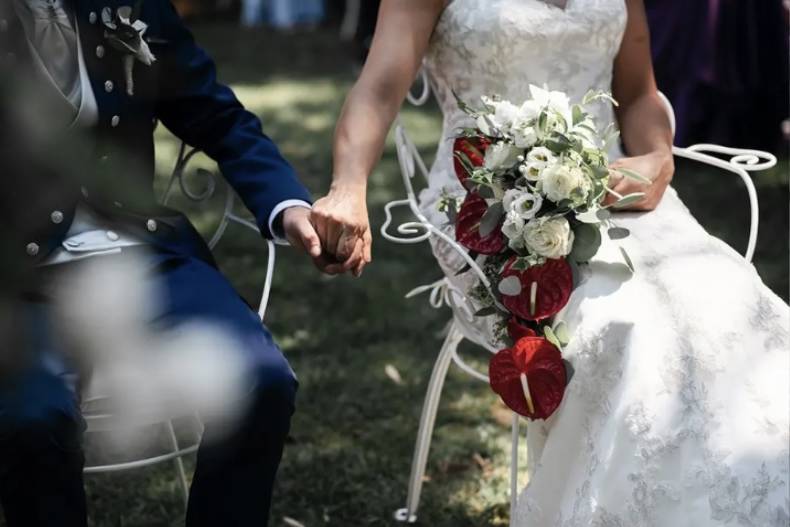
[0,0,312,268]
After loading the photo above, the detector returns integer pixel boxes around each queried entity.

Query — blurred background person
[646,0,789,153]
[242,0,326,29]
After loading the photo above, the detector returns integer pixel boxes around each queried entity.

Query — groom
[0,0,328,525]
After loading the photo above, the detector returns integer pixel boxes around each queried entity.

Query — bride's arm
[311,0,446,275]
[607,0,675,211]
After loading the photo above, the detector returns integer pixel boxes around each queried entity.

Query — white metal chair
[81,142,277,505]
[382,71,778,524]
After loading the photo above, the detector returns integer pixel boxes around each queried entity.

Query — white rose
[484,141,521,170]
[503,189,543,220]
[540,163,589,204]
[522,146,557,181]
[523,216,575,259]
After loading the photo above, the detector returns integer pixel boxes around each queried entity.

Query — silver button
[96,45,105,59]
[50,210,64,224]
[106,231,120,241]
[111,115,120,127]
[99,155,109,163]
[80,186,89,198]
[26,243,39,257]
[113,201,123,208]
[104,80,114,93]
[88,11,97,24]
[0,20,8,32]
[146,219,158,232]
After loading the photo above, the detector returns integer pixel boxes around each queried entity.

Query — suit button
[51,210,64,224]
[111,115,120,127]
[89,11,97,24]
[96,45,105,59]
[26,243,39,256]
[113,201,123,208]
[146,219,158,232]
[0,20,8,32]
[81,186,89,198]
[104,80,114,93]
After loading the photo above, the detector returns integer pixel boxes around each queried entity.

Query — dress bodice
[425,0,627,133]
[420,0,627,209]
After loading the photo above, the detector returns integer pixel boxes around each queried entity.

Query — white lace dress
[418,1,790,525]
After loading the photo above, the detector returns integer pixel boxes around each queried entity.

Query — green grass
[9,24,789,527]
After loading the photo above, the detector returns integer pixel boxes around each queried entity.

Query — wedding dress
[417,0,790,525]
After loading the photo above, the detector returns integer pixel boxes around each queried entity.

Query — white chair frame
[81,142,276,505]
[383,71,778,524]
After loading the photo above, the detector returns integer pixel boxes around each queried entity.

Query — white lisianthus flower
[529,84,573,126]
[484,141,521,170]
[512,124,539,148]
[523,146,557,181]
[479,97,520,135]
[503,189,543,220]
[501,209,526,242]
[523,216,575,259]
[540,162,589,203]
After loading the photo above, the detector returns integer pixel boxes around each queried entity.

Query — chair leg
[394,321,464,524]
[164,419,190,506]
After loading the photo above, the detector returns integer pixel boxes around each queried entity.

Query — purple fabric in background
[646,0,789,154]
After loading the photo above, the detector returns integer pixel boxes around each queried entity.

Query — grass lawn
[6,24,787,527]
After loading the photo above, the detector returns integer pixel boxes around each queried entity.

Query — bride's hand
[605,151,674,211]
[311,183,372,277]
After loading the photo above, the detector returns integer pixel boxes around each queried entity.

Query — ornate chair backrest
[160,142,276,321]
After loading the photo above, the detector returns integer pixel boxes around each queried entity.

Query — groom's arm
[152,0,311,240]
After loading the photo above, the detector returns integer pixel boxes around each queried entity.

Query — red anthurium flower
[453,136,491,184]
[455,193,506,255]
[507,317,537,342]
[489,336,567,420]
[501,257,573,321]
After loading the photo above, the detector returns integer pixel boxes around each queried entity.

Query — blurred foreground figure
[646,0,789,152]
[0,0,322,525]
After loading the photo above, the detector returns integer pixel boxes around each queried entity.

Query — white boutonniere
[101,1,156,96]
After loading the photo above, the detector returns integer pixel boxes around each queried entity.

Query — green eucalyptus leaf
[479,202,504,237]
[607,226,630,240]
[569,223,602,263]
[543,325,562,349]
[572,105,584,126]
[553,321,570,346]
[596,208,612,221]
[475,306,498,317]
[616,167,652,184]
[610,192,646,209]
[563,359,575,383]
[619,246,635,273]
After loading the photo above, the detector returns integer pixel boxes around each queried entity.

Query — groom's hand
[282,207,323,260]
[311,185,372,277]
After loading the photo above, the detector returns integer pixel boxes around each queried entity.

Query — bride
[311,0,790,524]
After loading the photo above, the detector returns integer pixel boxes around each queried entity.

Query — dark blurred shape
[353,0,379,63]
[647,0,789,153]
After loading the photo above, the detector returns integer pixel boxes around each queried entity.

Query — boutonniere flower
[101,1,156,96]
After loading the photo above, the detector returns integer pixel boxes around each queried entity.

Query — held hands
[605,151,674,211]
[310,184,372,277]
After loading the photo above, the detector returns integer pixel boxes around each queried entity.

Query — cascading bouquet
[441,85,646,421]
